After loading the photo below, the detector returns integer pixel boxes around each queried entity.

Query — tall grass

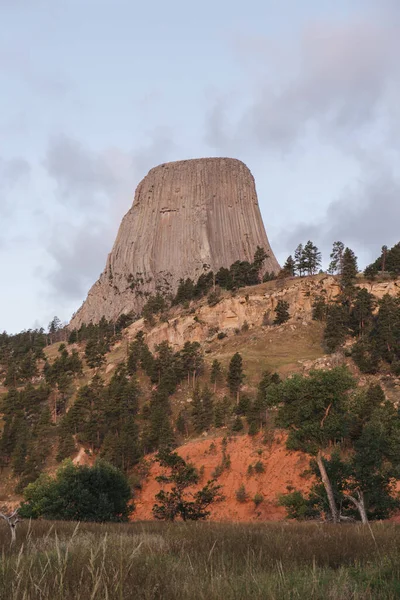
[1,520,400,599]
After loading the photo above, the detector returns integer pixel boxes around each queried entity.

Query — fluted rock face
[70,158,280,327]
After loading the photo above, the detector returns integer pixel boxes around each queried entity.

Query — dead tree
[0,508,20,544]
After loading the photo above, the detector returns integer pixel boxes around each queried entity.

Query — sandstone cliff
[124,275,400,351]
[70,158,280,328]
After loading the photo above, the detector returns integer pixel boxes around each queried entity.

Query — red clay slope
[132,433,313,522]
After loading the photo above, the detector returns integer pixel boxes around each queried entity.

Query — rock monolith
[70,157,280,327]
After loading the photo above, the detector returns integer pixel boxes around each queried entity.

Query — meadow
[1,520,400,599]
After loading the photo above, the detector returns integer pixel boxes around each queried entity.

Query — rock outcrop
[70,158,280,327]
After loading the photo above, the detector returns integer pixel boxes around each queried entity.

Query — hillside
[1,273,400,518]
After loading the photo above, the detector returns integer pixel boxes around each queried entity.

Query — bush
[235,484,248,503]
[217,331,227,340]
[231,416,244,432]
[254,460,265,474]
[278,489,319,520]
[207,291,221,307]
[273,300,290,325]
[253,493,263,506]
[19,460,133,522]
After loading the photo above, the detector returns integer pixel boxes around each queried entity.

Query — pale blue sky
[1,0,399,332]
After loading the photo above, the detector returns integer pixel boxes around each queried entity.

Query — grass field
[1,520,400,599]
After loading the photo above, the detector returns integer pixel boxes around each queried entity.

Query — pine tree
[191,385,204,433]
[201,386,214,430]
[328,241,345,275]
[294,244,305,277]
[85,339,106,369]
[350,289,376,338]
[273,300,290,325]
[341,247,358,298]
[302,241,322,275]
[281,255,296,277]
[252,246,269,281]
[210,359,222,392]
[324,304,349,353]
[227,353,244,402]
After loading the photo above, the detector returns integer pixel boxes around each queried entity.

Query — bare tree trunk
[347,490,368,524]
[316,452,339,523]
[0,509,20,545]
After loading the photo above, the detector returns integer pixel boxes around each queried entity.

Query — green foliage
[253,492,263,507]
[281,255,296,277]
[278,489,320,520]
[0,384,52,481]
[210,359,223,391]
[254,460,265,474]
[231,415,244,432]
[235,484,248,503]
[302,241,322,275]
[274,367,356,455]
[340,247,358,297]
[227,352,244,399]
[323,304,349,353]
[84,338,107,369]
[328,241,345,275]
[19,459,132,522]
[191,385,214,433]
[152,449,223,521]
[349,288,376,337]
[142,293,167,324]
[207,290,221,306]
[273,300,290,325]
[364,241,400,278]
[173,278,196,305]
[312,296,328,321]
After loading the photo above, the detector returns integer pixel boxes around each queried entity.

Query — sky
[1,0,399,333]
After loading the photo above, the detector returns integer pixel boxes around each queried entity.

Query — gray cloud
[207,15,399,154]
[42,129,176,307]
[206,3,400,267]
[44,134,117,206]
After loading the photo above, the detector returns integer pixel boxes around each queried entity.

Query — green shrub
[235,484,248,503]
[253,493,263,507]
[254,460,265,474]
[20,460,132,522]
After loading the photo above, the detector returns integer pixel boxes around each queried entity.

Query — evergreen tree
[191,385,204,433]
[142,389,174,452]
[210,359,222,392]
[328,241,345,275]
[302,241,322,275]
[173,278,195,305]
[294,244,305,277]
[324,304,349,353]
[85,338,106,369]
[273,300,290,325]
[178,341,204,388]
[201,386,214,430]
[312,296,328,321]
[273,367,356,523]
[281,255,296,277]
[341,247,358,298]
[152,449,222,521]
[252,246,269,281]
[350,288,375,338]
[227,353,244,402]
